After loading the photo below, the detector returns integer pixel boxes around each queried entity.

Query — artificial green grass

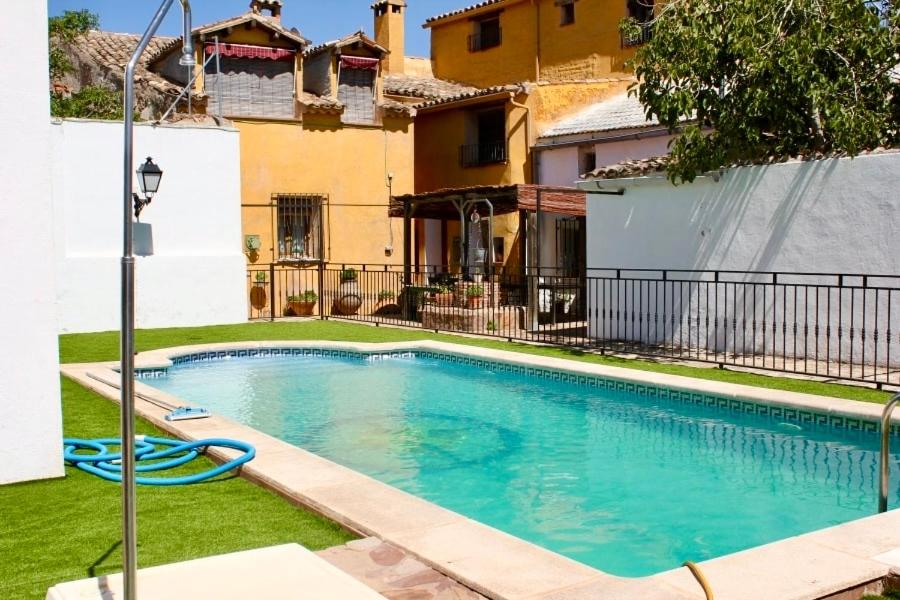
[0,378,354,600]
[60,320,894,404]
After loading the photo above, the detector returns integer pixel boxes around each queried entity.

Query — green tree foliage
[51,85,124,120]
[49,9,124,120]
[622,0,900,182]
[49,9,98,81]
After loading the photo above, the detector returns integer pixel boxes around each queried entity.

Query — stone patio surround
[61,340,900,600]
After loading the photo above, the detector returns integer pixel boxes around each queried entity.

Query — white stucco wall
[580,153,900,364]
[535,134,674,272]
[0,2,64,484]
[537,134,675,187]
[50,120,248,333]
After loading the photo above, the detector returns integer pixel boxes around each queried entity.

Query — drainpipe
[533,0,541,82]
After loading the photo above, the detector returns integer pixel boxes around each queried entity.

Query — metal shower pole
[121,2,193,598]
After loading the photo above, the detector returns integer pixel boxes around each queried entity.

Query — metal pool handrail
[880,393,900,513]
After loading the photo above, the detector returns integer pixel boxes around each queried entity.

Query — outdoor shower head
[178,0,196,66]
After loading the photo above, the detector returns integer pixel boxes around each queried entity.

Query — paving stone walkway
[318,537,487,600]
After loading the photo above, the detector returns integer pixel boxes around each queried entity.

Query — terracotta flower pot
[249,283,268,310]
[334,280,362,315]
[434,292,455,307]
[288,301,316,316]
[466,296,484,310]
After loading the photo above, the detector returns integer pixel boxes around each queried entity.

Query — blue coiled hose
[63,436,256,486]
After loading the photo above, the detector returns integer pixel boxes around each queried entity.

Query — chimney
[250,0,283,22]
[373,0,406,74]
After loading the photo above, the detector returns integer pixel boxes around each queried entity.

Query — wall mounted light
[133,157,163,220]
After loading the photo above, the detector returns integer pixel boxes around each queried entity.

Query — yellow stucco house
[410,0,651,273]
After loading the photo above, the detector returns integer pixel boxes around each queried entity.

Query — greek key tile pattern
[135,348,900,438]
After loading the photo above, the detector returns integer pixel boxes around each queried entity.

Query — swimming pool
[147,348,900,577]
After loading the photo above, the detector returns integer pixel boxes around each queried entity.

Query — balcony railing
[468,27,502,52]
[621,23,654,48]
[459,141,508,167]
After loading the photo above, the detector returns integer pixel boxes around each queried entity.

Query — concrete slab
[318,537,487,600]
[45,544,387,600]
[654,536,889,600]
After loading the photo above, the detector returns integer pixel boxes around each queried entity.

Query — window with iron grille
[275,194,324,262]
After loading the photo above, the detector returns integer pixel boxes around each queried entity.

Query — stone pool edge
[61,340,900,600]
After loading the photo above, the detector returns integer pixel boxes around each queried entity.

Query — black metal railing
[468,27,502,52]
[459,141,508,167]
[246,264,900,386]
[622,23,653,47]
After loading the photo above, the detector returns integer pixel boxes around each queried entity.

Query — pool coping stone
[61,339,900,600]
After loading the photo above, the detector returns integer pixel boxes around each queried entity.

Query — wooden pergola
[390,184,587,283]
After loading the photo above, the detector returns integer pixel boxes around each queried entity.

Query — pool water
[150,353,900,576]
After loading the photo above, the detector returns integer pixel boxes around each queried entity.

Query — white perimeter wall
[50,120,248,333]
[582,153,900,363]
[0,2,64,484]
[585,153,900,274]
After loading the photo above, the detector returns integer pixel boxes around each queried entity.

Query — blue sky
[47,0,466,57]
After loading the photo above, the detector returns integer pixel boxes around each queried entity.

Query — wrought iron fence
[246,264,900,386]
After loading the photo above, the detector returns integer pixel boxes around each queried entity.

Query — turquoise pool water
[149,352,900,577]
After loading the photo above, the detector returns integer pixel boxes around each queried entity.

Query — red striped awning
[205,43,296,61]
[340,55,380,71]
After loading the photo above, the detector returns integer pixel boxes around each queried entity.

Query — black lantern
[134,157,163,219]
[137,157,163,198]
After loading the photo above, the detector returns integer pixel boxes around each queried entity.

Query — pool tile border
[137,345,900,439]
[65,339,900,600]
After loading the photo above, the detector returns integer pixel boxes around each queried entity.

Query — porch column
[403,200,412,285]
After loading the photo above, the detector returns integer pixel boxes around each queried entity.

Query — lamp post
[121,3,193,599]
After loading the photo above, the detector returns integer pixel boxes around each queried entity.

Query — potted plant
[249,270,268,310]
[465,285,485,309]
[334,268,362,315]
[287,290,317,316]
[433,284,455,307]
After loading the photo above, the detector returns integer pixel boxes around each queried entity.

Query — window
[556,217,586,277]
[560,2,576,26]
[275,194,324,262]
[578,146,597,175]
[460,107,507,167]
[338,56,378,124]
[623,0,654,47]
[205,56,295,118]
[468,15,502,52]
